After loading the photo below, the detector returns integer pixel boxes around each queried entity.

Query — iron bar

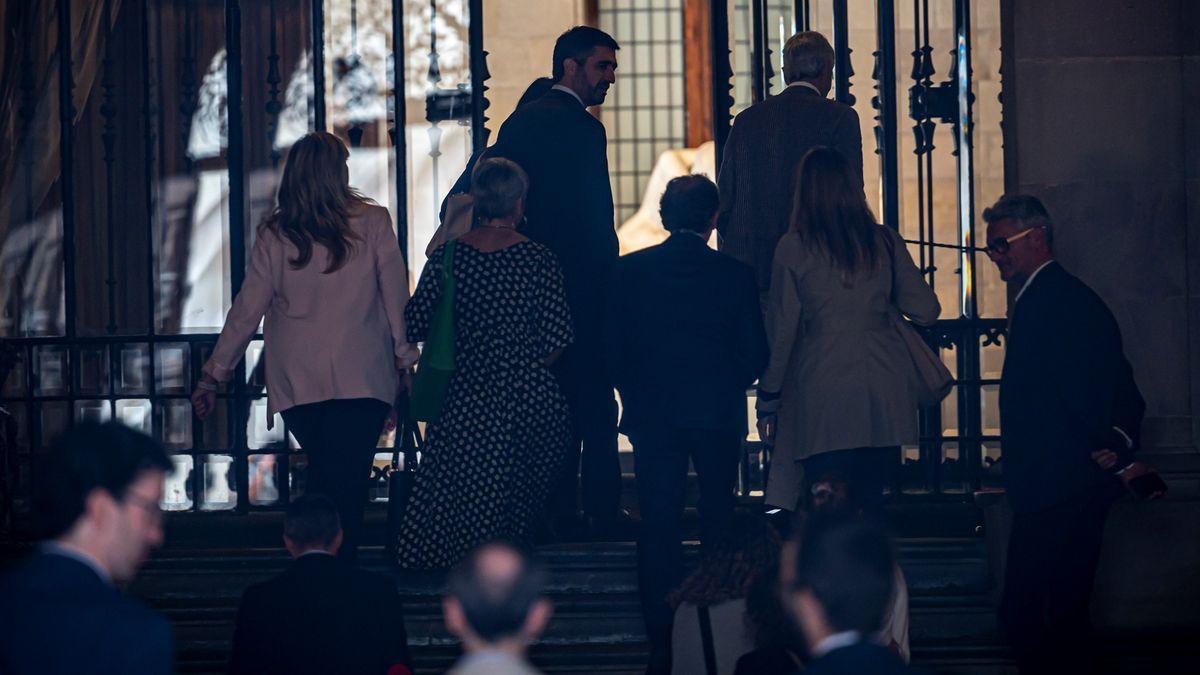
[58,0,77,339]
[874,0,899,230]
[312,0,326,130]
[710,0,733,167]
[391,0,410,263]
[468,0,489,151]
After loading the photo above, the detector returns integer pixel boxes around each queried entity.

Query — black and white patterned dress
[397,240,574,569]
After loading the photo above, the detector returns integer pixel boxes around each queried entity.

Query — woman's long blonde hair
[264,131,370,273]
[789,146,880,277]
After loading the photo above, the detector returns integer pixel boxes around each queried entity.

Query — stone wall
[1005,0,1200,632]
[483,0,588,142]
[1006,0,1200,470]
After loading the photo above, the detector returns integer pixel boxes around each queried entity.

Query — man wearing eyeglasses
[0,422,174,675]
[982,195,1165,674]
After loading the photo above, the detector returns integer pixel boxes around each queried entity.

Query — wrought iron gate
[0,0,1005,529]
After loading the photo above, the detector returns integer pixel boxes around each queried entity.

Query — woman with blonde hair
[191,131,417,561]
[757,146,940,516]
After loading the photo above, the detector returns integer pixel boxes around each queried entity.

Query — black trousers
[282,398,391,563]
[631,426,741,672]
[999,490,1111,674]
[549,344,621,520]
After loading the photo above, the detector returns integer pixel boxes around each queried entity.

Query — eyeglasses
[986,226,1041,255]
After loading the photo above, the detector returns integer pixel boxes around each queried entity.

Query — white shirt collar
[297,549,336,559]
[455,650,526,669]
[812,630,862,658]
[787,81,823,96]
[551,84,584,107]
[43,541,112,586]
[1015,260,1054,304]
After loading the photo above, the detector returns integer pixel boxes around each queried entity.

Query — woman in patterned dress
[397,158,574,569]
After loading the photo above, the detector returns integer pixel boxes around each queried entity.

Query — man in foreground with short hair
[983,194,1164,673]
[229,495,411,675]
[488,26,625,534]
[444,542,553,675]
[604,174,767,672]
[0,422,174,675]
[785,515,910,674]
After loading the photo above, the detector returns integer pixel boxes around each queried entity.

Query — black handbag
[386,395,423,548]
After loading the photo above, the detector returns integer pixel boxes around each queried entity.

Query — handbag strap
[442,239,457,284]
[697,605,719,675]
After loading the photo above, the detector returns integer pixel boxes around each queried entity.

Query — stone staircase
[128,504,1010,675]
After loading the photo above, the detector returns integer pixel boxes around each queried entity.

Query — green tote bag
[409,240,457,422]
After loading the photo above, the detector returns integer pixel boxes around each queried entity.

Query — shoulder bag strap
[697,605,719,675]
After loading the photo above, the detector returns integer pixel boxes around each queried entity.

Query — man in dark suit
[229,495,411,675]
[0,422,175,675]
[487,26,624,532]
[785,515,911,675]
[605,175,768,672]
[717,31,863,307]
[983,195,1165,674]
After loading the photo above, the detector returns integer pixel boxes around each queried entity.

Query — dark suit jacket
[716,85,863,299]
[0,551,173,675]
[1000,261,1145,514]
[487,88,618,340]
[229,553,410,675]
[801,642,912,675]
[604,233,768,434]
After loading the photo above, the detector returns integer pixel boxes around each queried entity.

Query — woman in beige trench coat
[757,147,940,513]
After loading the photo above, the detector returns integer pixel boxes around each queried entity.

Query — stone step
[129,538,1001,674]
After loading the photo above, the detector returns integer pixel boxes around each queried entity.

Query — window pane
[75,400,113,424]
[78,347,109,396]
[158,398,194,450]
[116,343,152,395]
[150,0,232,334]
[0,1,64,337]
[162,454,194,511]
[115,399,153,435]
[39,401,70,444]
[2,346,28,396]
[402,0,473,282]
[248,454,282,506]
[199,454,237,510]
[155,342,190,394]
[247,398,285,450]
[34,346,69,396]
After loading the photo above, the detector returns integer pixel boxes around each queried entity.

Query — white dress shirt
[551,84,584,106]
[787,81,823,95]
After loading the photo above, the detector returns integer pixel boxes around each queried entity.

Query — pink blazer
[203,204,419,421]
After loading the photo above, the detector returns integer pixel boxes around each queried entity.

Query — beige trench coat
[759,226,940,509]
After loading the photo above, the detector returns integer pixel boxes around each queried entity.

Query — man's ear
[83,488,117,532]
[561,57,579,81]
[523,598,553,640]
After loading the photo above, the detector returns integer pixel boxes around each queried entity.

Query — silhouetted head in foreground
[444,542,552,657]
[35,422,172,583]
[785,515,895,651]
